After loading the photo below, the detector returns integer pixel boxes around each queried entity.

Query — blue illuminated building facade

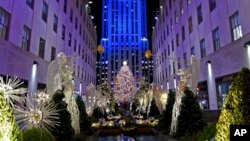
[97,0,151,86]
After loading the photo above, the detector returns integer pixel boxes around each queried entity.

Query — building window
[169,65,171,76]
[188,16,193,33]
[26,0,34,9]
[38,38,45,59]
[183,52,187,67]
[0,7,10,40]
[78,45,81,55]
[51,46,56,61]
[53,15,58,32]
[63,0,67,13]
[181,26,185,41]
[167,25,169,35]
[177,58,181,69]
[209,0,216,12]
[191,46,195,56]
[176,33,179,47]
[168,45,170,55]
[21,25,31,51]
[230,12,242,41]
[173,62,176,75]
[165,6,168,16]
[62,25,65,40]
[74,39,76,52]
[75,17,78,29]
[197,4,203,24]
[169,0,172,9]
[180,0,184,14]
[68,33,72,46]
[79,24,82,35]
[175,10,178,23]
[76,0,79,8]
[200,39,206,58]
[171,39,174,51]
[42,1,48,22]
[70,9,73,22]
[217,81,232,109]
[213,27,220,51]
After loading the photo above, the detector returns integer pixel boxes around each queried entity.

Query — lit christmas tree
[0,76,27,141]
[114,61,137,109]
[216,68,250,141]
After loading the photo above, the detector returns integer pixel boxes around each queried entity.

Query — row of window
[154,12,242,83]
[154,11,242,67]
[27,0,96,43]
[0,4,96,81]
[0,2,96,61]
[27,0,81,14]
[161,0,217,25]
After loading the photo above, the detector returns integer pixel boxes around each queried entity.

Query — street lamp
[145,49,180,61]
[145,49,183,90]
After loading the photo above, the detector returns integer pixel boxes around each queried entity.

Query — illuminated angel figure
[46,52,80,133]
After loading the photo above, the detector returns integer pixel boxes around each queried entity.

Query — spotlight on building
[89,1,93,4]
[244,41,250,67]
[80,81,82,96]
[244,40,250,47]
[33,61,39,66]
[206,60,211,64]
[29,61,39,97]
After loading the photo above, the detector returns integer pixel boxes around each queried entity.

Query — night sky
[90,0,159,46]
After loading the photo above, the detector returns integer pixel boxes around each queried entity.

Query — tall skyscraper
[97,0,151,87]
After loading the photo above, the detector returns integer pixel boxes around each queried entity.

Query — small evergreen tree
[23,128,55,141]
[51,90,74,141]
[158,89,175,134]
[149,98,160,117]
[75,95,92,136]
[216,68,250,141]
[92,107,105,121]
[174,88,205,139]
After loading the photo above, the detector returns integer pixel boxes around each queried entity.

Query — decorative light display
[86,83,110,115]
[15,95,60,132]
[0,76,27,107]
[114,62,137,103]
[97,44,105,54]
[0,91,20,141]
[170,57,200,134]
[160,92,168,110]
[152,84,165,113]
[35,90,50,105]
[46,52,80,133]
[145,50,152,59]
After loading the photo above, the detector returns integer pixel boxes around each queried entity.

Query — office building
[152,0,250,110]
